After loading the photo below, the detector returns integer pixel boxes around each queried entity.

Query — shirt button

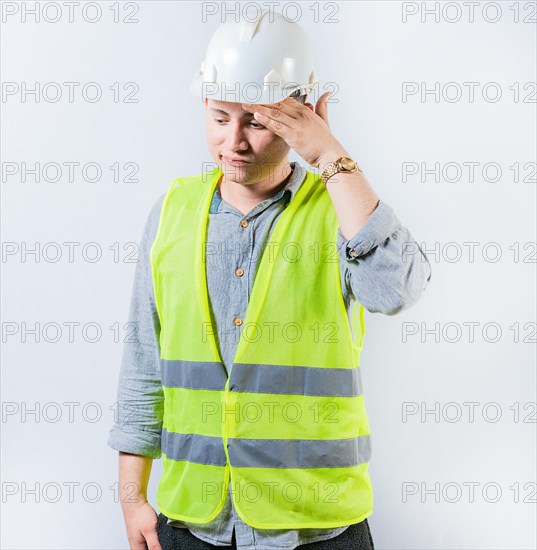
[349,249,357,257]
[240,220,249,228]
[233,317,243,326]
[235,268,244,277]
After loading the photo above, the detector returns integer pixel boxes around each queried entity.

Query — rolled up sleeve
[337,200,432,315]
[107,195,166,458]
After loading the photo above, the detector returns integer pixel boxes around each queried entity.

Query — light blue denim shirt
[107,161,432,549]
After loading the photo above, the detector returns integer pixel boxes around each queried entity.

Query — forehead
[207,99,254,117]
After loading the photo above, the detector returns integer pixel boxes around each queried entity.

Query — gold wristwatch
[321,156,362,185]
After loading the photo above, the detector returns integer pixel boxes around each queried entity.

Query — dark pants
[156,513,375,549]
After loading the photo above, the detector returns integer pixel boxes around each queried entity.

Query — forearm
[119,451,153,511]
[319,146,381,239]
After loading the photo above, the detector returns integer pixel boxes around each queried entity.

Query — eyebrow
[209,107,254,118]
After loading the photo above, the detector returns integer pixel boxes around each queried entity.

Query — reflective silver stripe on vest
[161,428,227,466]
[161,360,227,390]
[161,360,363,397]
[230,363,363,397]
[228,435,371,469]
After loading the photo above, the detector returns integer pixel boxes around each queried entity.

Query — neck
[219,162,294,214]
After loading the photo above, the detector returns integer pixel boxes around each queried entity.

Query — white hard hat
[190,10,318,104]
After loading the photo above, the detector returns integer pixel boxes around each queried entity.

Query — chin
[224,171,258,185]
[220,162,259,184]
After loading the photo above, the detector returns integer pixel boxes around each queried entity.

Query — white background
[1,1,536,548]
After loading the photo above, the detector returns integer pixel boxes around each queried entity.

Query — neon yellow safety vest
[150,166,373,529]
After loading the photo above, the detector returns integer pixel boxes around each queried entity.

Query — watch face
[340,157,356,171]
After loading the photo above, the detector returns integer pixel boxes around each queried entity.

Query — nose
[225,121,249,152]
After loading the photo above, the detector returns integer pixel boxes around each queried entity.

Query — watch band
[321,157,362,185]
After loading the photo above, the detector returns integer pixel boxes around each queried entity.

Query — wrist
[121,493,149,514]
[319,152,363,187]
[317,148,349,171]
[118,481,148,509]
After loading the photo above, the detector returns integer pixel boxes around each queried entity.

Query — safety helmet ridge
[190,10,319,104]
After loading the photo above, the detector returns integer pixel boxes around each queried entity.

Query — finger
[241,97,307,121]
[242,97,300,113]
[269,97,305,119]
[129,533,152,550]
[143,529,162,550]
[315,92,332,126]
[315,92,331,118]
[242,103,295,127]
[251,111,289,137]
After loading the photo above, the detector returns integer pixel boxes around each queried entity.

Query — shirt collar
[209,161,307,214]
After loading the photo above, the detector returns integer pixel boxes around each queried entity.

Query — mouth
[221,155,252,167]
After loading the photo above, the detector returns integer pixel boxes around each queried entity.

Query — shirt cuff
[337,200,401,260]
[107,427,162,459]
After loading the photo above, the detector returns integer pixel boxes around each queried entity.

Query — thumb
[315,92,332,126]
